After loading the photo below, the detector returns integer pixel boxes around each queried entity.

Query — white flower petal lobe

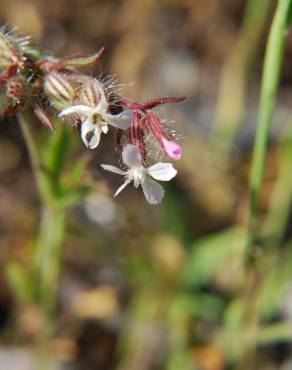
[141,178,165,204]
[122,144,142,168]
[101,165,126,175]
[81,120,102,149]
[147,163,177,181]
[105,110,133,129]
[59,105,93,117]
[114,178,132,197]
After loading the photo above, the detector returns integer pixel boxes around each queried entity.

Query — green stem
[239,4,292,367]
[18,113,66,336]
[246,0,292,253]
[35,206,65,334]
[261,124,292,246]
[18,113,46,202]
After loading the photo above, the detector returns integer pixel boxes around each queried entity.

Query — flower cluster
[0,27,185,204]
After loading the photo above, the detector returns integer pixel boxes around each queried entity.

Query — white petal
[141,177,165,204]
[101,123,109,134]
[105,109,133,129]
[101,164,126,175]
[122,144,142,168]
[59,105,93,117]
[89,127,102,149]
[81,120,102,149]
[114,178,132,197]
[147,163,177,181]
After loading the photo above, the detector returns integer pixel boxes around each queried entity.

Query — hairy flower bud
[77,79,103,107]
[161,138,182,160]
[0,27,32,69]
[6,76,25,99]
[44,72,75,110]
[146,111,181,160]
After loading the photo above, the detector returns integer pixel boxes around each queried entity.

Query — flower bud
[44,72,75,109]
[161,138,182,160]
[147,111,182,160]
[78,79,104,107]
[0,28,30,69]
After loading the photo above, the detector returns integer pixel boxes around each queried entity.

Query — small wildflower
[101,144,177,204]
[120,96,185,160]
[0,27,185,204]
[59,80,133,149]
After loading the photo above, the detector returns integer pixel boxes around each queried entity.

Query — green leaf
[256,247,292,319]
[40,124,80,201]
[45,124,72,180]
[62,48,105,69]
[182,227,244,287]
[62,156,89,188]
[286,1,292,25]
[162,184,192,244]
[58,184,92,208]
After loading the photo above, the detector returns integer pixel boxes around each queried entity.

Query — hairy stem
[18,113,66,336]
[18,113,46,202]
[35,206,65,334]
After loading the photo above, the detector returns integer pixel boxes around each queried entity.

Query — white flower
[101,144,177,204]
[59,81,133,149]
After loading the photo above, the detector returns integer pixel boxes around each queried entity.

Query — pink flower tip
[162,138,182,160]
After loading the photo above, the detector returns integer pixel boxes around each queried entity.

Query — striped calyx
[44,72,75,109]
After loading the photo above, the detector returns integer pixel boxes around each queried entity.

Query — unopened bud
[147,111,182,160]
[78,79,104,107]
[161,138,182,160]
[44,72,75,109]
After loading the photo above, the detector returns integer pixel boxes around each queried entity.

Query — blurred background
[1,0,292,369]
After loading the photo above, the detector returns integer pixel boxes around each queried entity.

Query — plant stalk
[35,205,65,334]
[246,0,292,254]
[18,113,66,335]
